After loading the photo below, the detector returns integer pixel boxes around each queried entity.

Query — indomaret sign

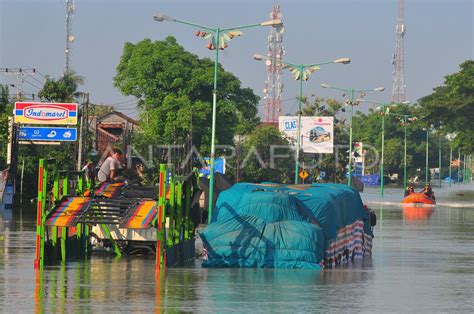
[14,102,78,125]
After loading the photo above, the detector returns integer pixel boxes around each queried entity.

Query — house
[90,111,139,156]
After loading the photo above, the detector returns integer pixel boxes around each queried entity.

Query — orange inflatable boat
[401,193,436,205]
[402,204,434,221]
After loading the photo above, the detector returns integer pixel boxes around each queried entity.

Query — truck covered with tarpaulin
[199,183,374,269]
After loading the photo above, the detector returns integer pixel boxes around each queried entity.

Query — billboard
[18,127,77,142]
[279,116,334,153]
[14,102,78,125]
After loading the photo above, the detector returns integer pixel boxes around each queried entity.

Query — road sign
[14,102,78,125]
[18,127,77,142]
[299,170,309,180]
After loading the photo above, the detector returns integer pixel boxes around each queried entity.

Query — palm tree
[38,70,85,102]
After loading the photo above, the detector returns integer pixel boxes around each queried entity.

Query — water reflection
[2,184,474,312]
[402,204,435,222]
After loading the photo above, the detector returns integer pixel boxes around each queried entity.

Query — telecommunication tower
[263,4,285,124]
[392,0,406,102]
[65,0,75,73]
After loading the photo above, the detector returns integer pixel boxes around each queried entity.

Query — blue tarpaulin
[199,183,372,269]
[360,174,381,186]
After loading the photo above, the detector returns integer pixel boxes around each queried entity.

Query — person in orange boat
[404,186,415,197]
[420,184,435,200]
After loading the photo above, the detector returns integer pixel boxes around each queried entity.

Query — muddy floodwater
[1,183,473,312]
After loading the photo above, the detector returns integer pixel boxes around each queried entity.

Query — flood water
[1,183,473,312]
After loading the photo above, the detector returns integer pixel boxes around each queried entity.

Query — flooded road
[1,183,473,312]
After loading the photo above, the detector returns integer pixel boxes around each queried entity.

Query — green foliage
[419,60,474,152]
[236,125,292,183]
[0,85,12,168]
[38,70,84,102]
[113,37,260,155]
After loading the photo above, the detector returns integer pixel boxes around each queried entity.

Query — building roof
[97,110,139,126]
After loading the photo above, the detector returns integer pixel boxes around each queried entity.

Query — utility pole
[0,68,37,100]
[77,93,89,170]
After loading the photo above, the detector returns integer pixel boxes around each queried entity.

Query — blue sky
[1,0,472,119]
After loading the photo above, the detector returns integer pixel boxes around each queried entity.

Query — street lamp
[254,54,350,184]
[321,84,384,186]
[153,12,282,224]
[388,112,417,193]
[357,100,410,197]
[422,126,434,185]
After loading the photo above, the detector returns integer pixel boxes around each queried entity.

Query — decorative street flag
[14,102,78,125]
[279,116,334,153]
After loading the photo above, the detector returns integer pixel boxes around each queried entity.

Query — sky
[0,0,472,119]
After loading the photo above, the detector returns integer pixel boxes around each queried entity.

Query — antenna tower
[392,0,406,102]
[263,4,284,124]
[65,0,75,73]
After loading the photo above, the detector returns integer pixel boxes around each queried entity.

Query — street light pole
[438,136,441,188]
[254,56,350,184]
[321,84,384,187]
[449,146,452,187]
[296,64,304,184]
[403,116,408,191]
[425,128,429,185]
[154,13,282,224]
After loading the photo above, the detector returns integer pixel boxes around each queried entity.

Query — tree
[419,60,474,152]
[38,70,84,102]
[237,125,292,183]
[0,85,12,167]
[113,37,260,156]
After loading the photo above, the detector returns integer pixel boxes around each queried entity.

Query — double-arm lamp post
[356,100,410,197]
[320,84,384,186]
[253,54,350,184]
[153,13,282,224]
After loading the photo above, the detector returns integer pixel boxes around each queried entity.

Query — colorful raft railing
[34,159,200,271]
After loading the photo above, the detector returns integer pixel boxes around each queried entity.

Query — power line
[23,77,42,90]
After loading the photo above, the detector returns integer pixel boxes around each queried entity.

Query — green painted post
[168,166,176,247]
[295,65,304,184]
[457,150,461,184]
[438,136,442,188]
[208,28,220,225]
[41,161,48,265]
[449,146,452,187]
[34,159,45,269]
[176,181,183,244]
[425,129,429,185]
[184,181,191,240]
[60,172,69,262]
[100,224,122,257]
[403,117,408,192]
[380,104,385,197]
[52,167,60,262]
[463,154,466,183]
[348,89,355,187]
[156,164,167,270]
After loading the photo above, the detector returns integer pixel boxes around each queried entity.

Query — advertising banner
[14,102,78,125]
[18,127,77,142]
[279,116,334,153]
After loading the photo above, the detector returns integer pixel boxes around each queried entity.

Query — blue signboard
[18,127,77,142]
[198,157,226,178]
